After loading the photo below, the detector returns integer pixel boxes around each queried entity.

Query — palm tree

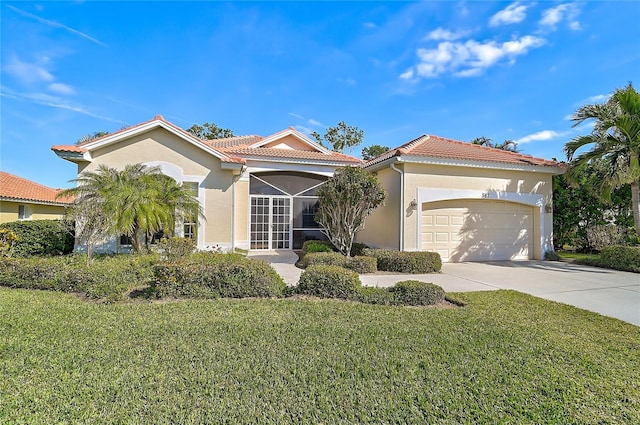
[495,140,520,152]
[470,136,494,147]
[59,164,202,253]
[564,83,640,237]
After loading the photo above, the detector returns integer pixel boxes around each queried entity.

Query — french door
[250,196,291,250]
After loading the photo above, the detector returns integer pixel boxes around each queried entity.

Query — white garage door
[421,199,533,262]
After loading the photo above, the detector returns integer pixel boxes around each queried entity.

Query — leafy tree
[361,144,390,161]
[470,136,493,147]
[186,122,235,139]
[315,167,386,256]
[76,131,110,145]
[58,164,202,255]
[565,83,640,237]
[471,136,520,152]
[311,121,364,153]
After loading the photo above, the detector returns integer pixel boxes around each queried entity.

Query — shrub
[347,256,377,274]
[296,265,361,300]
[156,237,196,262]
[545,250,560,261]
[390,280,445,306]
[302,240,335,254]
[0,254,158,302]
[152,253,286,299]
[598,246,640,273]
[350,242,369,257]
[302,252,348,268]
[355,286,395,305]
[302,252,377,273]
[0,220,74,257]
[364,249,442,273]
[0,228,18,257]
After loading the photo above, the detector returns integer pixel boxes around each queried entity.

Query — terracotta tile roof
[365,134,564,169]
[0,172,74,204]
[220,146,362,164]
[207,135,264,148]
[51,145,87,153]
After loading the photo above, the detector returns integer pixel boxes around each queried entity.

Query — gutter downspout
[390,161,404,251]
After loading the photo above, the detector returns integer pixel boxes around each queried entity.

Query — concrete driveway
[248,252,639,326]
[362,261,640,326]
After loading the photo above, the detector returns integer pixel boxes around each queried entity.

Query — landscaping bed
[1,288,638,424]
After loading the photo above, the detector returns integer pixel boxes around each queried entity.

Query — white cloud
[586,94,609,103]
[540,3,581,30]
[48,82,76,95]
[425,27,468,41]
[308,119,323,127]
[406,35,545,79]
[489,2,529,27]
[4,56,54,84]
[399,69,415,80]
[363,22,376,29]
[516,130,569,144]
[288,113,325,128]
[5,4,108,47]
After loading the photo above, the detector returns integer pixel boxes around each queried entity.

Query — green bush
[302,252,348,268]
[152,253,286,299]
[350,242,369,257]
[296,265,361,299]
[390,280,445,306]
[0,220,74,257]
[302,252,377,273]
[364,249,442,273]
[347,256,377,273]
[545,250,561,261]
[355,286,395,305]
[0,254,157,302]
[302,240,335,254]
[156,237,196,262]
[598,245,640,273]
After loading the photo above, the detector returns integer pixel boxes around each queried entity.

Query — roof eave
[398,155,567,174]
[52,149,91,164]
[0,196,72,207]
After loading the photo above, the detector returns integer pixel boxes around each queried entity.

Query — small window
[18,205,29,220]
[119,234,133,246]
[184,222,196,240]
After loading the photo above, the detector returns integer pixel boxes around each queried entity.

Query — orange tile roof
[220,146,362,164]
[365,134,564,169]
[0,172,74,205]
[207,135,263,148]
[51,145,87,153]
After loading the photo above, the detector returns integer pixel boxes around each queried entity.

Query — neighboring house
[51,115,565,261]
[0,171,73,223]
[359,135,565,261]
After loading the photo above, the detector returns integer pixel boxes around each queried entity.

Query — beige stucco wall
[0,200,67,223]
[80,128,238,248]
[402,163,554,259]
[355,166,400,249]
[263,135,316,151]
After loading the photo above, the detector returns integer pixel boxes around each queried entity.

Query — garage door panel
[421,200,533,262]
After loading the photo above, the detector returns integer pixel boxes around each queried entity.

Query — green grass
[558,251,600,262]
[1,288,638,424]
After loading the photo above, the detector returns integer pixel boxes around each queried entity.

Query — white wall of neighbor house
[77,128,237,250]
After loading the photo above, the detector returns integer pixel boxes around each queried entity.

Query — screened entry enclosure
[249,171,328,250]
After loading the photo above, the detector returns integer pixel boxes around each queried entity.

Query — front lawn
[1,288,638,424]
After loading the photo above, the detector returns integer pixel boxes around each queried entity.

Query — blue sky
[1,1,639,188]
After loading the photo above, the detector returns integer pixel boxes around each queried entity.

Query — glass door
[250,196,291,250]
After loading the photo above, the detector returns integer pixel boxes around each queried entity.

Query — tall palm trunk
[632,180,640,237]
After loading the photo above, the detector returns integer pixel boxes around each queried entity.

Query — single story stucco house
[52,115,565,262]
[0,171,72,223]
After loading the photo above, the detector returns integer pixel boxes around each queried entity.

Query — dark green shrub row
[301,240,369,257]
[301,252,377,273]
[597,246,640,273]
[156,237,196,262]
[0,254,157,302]
[296,265,446,306]
[0,220,74,257]
[364,249,442,273]
[151,252,286,299]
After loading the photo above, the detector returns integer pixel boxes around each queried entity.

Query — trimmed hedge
[389,280,445,306]
[302,240,334,254]
[355,286,395,305]
[156,237,196,262]
[598,246,640,273]
[152,253,286,299]
[296,265,361,299]
[364,249,442,273]
[0,220,74,257]
[302,252,377,274]
[0,254,157,302]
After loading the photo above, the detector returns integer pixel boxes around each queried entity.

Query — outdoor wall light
[409,199,418,209]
